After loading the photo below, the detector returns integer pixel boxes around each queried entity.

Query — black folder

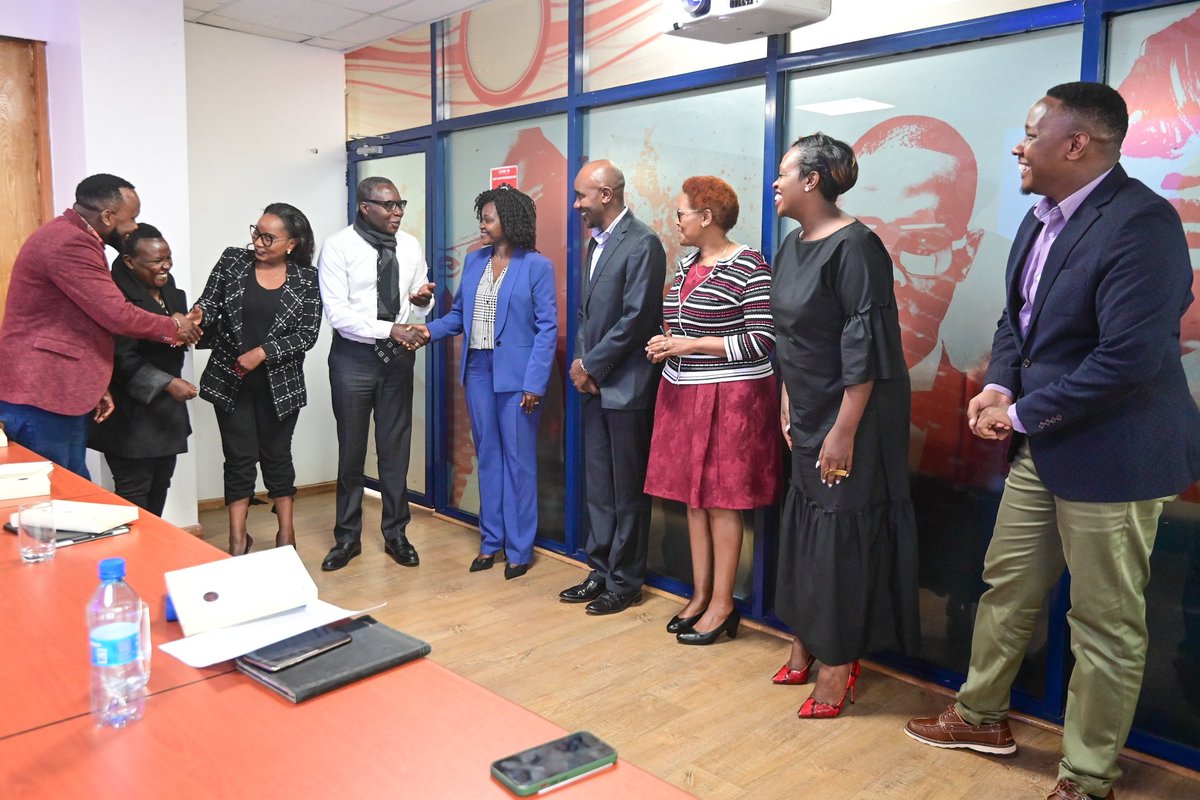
[235,616,431,703]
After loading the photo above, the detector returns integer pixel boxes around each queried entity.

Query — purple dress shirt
[986,168,1114,432]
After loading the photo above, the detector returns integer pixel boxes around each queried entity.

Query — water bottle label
[90,621,140,667]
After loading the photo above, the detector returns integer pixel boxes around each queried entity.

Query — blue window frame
[345,0,1200,771]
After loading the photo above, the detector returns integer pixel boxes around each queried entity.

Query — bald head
[574,159,627,230]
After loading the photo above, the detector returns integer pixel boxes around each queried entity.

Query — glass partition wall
[344,0,1200,770]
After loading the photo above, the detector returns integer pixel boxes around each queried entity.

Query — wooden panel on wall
[0,37,52,329]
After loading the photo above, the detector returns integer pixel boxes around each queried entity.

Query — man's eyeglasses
[363,198,408,213]
[250,226,291,247]
[861,219,967,277]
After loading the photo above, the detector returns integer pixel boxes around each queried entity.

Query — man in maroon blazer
[0,174,201,476]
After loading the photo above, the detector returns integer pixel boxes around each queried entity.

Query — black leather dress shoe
[384,538,419,567]
[504,563,529,580]
[320,542,362,572]
[559,578,604,603]
[586,590,642,616]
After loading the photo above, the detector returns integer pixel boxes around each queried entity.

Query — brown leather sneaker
[904,704,1018,755]
[1047,779,1114,800]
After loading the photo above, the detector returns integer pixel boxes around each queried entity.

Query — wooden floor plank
[198,492,1200,799]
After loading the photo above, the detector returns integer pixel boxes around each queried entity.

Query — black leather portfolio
[235,616,431,702]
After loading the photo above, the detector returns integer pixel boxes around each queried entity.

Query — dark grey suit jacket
[576,210,666,410]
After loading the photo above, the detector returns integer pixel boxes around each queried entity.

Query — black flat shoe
[321,541,362,571]
[559,578,604,603]
[384,538,420,567]
[585,590,642,616]
[469,554,496,572]
[504,563,529,580]
[666,609,706,634]
[676,610,741,645]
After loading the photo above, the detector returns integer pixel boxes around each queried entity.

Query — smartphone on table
[491,731,617,796]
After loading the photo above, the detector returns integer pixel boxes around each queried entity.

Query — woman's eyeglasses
[675,209,702,222]
[362,198,408,213]
[250,225,290,247]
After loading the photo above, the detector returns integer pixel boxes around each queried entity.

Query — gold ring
[825,468,850,478]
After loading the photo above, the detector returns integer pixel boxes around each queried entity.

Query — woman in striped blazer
[194,203,322,556]
[644,176,780,645]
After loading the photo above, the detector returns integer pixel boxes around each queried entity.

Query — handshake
[169,307,205,347]
[391,323,430,351]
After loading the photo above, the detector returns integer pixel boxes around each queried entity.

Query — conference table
[0,444,691,799]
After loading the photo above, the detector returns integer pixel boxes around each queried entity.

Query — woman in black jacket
[194,203,322,556]
[90,223,197,516]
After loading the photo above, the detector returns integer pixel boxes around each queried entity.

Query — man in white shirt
[317,177,434,571]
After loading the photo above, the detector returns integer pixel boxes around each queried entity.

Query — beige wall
[185,23,347,504]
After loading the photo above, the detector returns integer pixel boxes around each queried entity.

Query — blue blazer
[985,164,1200,502]
[427,247,558,395]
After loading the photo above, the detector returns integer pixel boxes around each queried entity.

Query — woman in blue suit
[415,186,557,579]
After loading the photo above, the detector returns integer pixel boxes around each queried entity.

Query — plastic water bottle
[87,557,149,727]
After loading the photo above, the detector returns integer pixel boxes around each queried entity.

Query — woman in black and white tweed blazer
[194,202,322,556]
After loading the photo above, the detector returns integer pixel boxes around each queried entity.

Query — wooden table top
[0,659,691,799]
[0,478,232,739]
[0,443,689,799]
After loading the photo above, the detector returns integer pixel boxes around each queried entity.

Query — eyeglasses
[675,209,703,222]
[249,225,292,247]
[362,198,408,213]
[861,219,967,277]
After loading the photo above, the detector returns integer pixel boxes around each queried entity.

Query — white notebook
[7,499,138,534]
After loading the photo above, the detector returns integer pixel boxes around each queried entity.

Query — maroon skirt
[644,375,782,509]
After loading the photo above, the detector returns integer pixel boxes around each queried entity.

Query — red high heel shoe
[771,655,816,685]
[797,661,861,719]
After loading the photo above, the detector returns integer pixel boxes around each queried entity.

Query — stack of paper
[160,547,380,668]
[0,461,52,501]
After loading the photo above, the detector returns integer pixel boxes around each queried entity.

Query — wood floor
[199,492,1199,799]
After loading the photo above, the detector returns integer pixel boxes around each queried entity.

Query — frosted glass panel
[587,81,767,594]
[1108,0,1200,752]
[443,118,569,542]
[789,0,1058,53]
[355,153,429,495]
[345,29,432,138]
[583,0,764,92]
[438,0,568,118]
[587,81,768,277]
[785,26,1082,683]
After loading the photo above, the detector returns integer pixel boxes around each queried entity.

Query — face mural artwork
[1115,6,1200,501]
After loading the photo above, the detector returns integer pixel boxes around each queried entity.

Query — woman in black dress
[194,203,322,556]
[770,133,919,718]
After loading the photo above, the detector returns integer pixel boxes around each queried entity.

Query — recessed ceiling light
[794,97,895,115]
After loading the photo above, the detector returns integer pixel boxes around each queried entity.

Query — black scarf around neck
[353,213,401,321]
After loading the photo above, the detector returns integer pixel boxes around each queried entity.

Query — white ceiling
[184,0,492,52]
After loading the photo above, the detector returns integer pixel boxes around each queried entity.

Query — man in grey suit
[560,160,667,615]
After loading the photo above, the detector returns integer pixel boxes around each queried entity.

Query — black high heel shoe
[666,609,706,634]
[676,609,741,645]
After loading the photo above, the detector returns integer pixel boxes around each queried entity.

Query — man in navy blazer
[560,160,666,615]
[906,83,1200,800]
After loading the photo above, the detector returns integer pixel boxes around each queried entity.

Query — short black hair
[263,202,316,268]
[357,176,397,204]
[1046,81,1128,148]
[76,173,135,211]
[122,223,165,256]
[475,185,537,250]
[789,132,859,202]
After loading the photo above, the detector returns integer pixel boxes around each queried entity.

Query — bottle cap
[98,557,126,581]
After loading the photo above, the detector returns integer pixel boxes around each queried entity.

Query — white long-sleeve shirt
[317,224,431,343]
